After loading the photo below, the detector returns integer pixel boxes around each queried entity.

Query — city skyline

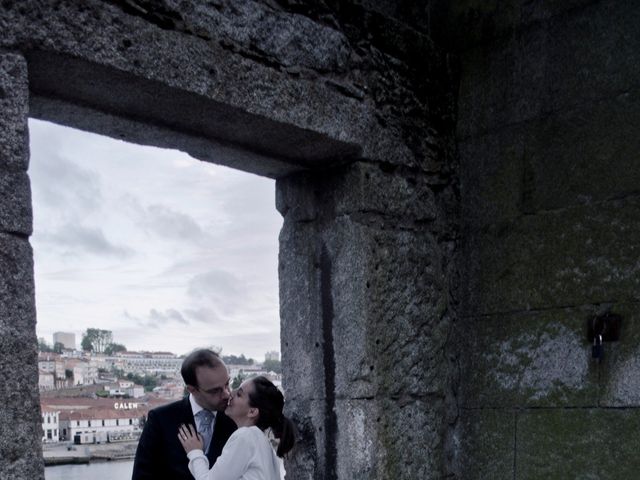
[29,119,283,361]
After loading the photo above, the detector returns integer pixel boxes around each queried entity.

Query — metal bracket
[587,312,622,343]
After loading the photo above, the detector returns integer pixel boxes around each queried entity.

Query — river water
[45,460,134,480]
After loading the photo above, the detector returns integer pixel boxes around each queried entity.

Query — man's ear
[186,385,197,395]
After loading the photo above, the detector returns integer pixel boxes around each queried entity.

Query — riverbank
[42,441,138,466]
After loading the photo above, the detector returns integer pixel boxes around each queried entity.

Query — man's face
[187,365,231,412]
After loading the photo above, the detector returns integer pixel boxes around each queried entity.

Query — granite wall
[441,1,640,477]
[0,1,457,479]
[2,1,635,478]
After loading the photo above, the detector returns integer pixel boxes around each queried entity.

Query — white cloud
[29,118,283,360]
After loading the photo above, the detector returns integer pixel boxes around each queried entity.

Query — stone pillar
[0,54,43,480]
[278,161,456,479]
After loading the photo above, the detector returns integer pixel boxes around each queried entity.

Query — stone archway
[0,3,457,479]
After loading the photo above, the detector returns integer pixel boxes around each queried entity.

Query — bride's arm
[180,426,252,480]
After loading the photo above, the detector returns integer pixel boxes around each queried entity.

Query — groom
[132,349,237,480]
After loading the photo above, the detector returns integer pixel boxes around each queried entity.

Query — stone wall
[0,52,44,480]
[4,0,635,478]
[446,0,640,477]
[0,1,457,479]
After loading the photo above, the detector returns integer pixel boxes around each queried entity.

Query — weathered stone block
[458,1,640,138]
[333,397,446,480]
[1,1,453,171]
[600,305,640,407]
[455,408,515,480]
[461,89,640,229]
[0,54,29,171]
[324,218,449,399]
[0,171,32,236]
[459,124,525,227]
[434,0,596,49]
[0,233,41,479]
[464,197,640,315]
[0,233,36,329]
[516,409,640,479]
[284,397,326,480]
[277,162,439,223]
[459,308,599,408]
[524,92,640,212]
[162,0,352,73]
[279,220,325,402]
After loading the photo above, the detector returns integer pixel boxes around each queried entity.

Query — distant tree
[126,372,159,392]
[53,342,65,354]
[81,328,113,353]
[231,374,246,389]
[104,343,127,355]
[81,335,93,352]
[38,337,53,352]
[263,359,282,374]
[222,354,255,365]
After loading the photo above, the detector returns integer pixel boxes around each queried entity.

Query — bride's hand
[178,424,204,453]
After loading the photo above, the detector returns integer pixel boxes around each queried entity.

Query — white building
[59,408,143,444]
[228,364,269,379]
[53,331,76,350]
[106,381,145,398]
[265,351,280,362]
[38,354,69,389]
[41,409,60,443]
[109,351,183,376]
[38,370,55,391]
[67,359,98,386]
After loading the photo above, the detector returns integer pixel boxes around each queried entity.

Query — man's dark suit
[132,397,236,480]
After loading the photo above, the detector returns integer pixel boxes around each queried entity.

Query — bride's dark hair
[248,376,296,457]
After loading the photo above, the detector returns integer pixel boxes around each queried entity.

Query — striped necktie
[195,409,214,453]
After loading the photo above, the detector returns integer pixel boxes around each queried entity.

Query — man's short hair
[181,349,225,387]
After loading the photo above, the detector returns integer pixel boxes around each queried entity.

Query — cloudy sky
[29,119,283,361]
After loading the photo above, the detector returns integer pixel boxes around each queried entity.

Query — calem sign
[114,402,139,410]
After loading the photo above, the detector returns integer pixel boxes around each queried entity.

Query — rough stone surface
[1,0,455,172]
[278,158,457,478]
[454,408,516,479]
[0,171,33,236]
[0,54,29,171]
[459,308,599,408]
[2,0,638,479]
[454,0,640,477]
[460,91,640,229]
[464,197,640,316]
[599,304,640,407]
[516,409,640,479]
[0,233,42,480]
[456,1,640,138]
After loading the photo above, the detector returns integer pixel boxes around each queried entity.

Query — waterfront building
[41,409,60,443]
[58,408,143,444]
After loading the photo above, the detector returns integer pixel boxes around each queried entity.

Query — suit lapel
[180,396,195,427]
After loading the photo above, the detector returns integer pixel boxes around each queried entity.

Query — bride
[178,376,296,480]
